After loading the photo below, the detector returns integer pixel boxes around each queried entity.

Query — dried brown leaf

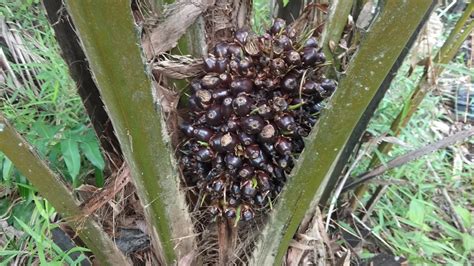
[152,56,203,79]
[80,165,131,217]
[142,0,215,58]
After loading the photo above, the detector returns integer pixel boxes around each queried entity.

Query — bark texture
[42,0,122,165]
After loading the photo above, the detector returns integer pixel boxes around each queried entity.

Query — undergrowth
[346,27,474,264]
[1,1,99,263]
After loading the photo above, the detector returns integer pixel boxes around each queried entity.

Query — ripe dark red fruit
[270,18,286,35]
[234,29,249,45]
[239,57,254,73]
[273,166,286,181]
[274,137,292,155]
[206,105,223,126]
[285,50,301,65]
[188,96,201,112]
[277,35,292,51]
[228,44,243,58]
[212,88,230,101]
[301,48,325,67]
[321,78,337,93]
[178,18,337,222]
[225,207,237,218]
[196,147,214,162]
[270,58,286,76]
[203,56,217,73]
[232,95,253,116]
[238,131,255,146]
[238,165,254,179]
[231,182,241,195]
[214,42,229,58]
[261,142,276,157]
[225,154,243,170]
[179,122,194,137]
[256,104,273,119]
[275,114,296,132]
[224,115,240,132]
[245,144,261,159]
[248,149,268,169]
[304,37,318,48]
[222,97,234,117]
[241,115,265,134]
[219,73,232,86]
[302,80,323,96]
[257,172,271,191]
[282,74,298,92]
[241,205,254,221]
[193,127,214,142]
[215,58,228,73]
[241,180,257,198]
[190,79,202,92]
[302,47,318,66]
[230,78,253,94]
[212,177,225,192]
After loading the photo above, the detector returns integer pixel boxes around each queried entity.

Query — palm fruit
[178,18,337,222]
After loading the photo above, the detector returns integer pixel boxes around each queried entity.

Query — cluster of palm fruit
[178,18,336,222]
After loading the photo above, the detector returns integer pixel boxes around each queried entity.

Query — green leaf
[8,201,34,229]
[2,158,13,183]
[407,198,426,226]
[60,139,81,181]
[32,121,60,139]
[282,0,289,7]
[462,233,474,251]
[454,205,472,228]
[16,175,33,198]
[94,167,105,188]
[80,140,105,170]
[251,177,258,188]
[13,217,48,265]
[234,205,242,227]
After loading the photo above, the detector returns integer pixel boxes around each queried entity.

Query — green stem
[250,1,435,265]
[321,0,353,78]
[64,1,195,263]
[440,3,474,59]
[0,115,129,265]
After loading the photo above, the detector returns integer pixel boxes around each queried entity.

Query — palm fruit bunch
[178,18,336,222]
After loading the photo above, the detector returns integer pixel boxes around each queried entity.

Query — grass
[0,1,105,189]
[0,0,472,264]
[1,1,99,263]
[251,0,271,34]
[349,51,474,264]
[0,194,90,265]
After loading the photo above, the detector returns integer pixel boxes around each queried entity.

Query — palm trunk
[64,1,195,263]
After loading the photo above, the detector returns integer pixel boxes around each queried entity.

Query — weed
[352,52,474,263]
[1,1,100,263]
